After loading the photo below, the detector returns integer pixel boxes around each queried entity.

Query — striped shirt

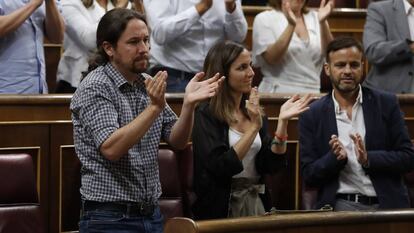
[71,63,177,204]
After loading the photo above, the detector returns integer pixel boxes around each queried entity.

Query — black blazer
[192,102,286,219]
[299,87,414,209]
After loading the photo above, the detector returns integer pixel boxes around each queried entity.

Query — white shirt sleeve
[61,0,97,50]
[252,12,282,67]
[144,0,201,45]
[223,1,248,42]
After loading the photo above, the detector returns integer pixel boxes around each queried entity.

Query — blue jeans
[79,206,164,233]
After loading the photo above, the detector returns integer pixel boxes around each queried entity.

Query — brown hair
[325,36,364,63]
[203,41,250,124]
[268,0,309,14]
[85,8,147,74]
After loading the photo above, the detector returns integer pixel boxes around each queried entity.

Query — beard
[330,76,359,94]
[130,56,149,73]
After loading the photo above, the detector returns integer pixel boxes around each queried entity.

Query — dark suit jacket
[299,87,414,209]
[363,0,414,93]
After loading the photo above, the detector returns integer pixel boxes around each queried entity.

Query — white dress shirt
[252,10,323,93]
[403,0,414,40]
[332,87,376,196]
[144,0,248,73]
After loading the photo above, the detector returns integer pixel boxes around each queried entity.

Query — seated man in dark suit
[299,36,414,211]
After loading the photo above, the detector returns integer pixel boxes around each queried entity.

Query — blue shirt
[0,0,60,94]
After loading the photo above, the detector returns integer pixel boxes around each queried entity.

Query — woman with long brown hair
[192,41,312,220]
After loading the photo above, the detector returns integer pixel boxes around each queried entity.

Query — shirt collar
[332,85,363,114]
[404,0,413,15]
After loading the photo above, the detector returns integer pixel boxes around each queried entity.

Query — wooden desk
[164,210,414,233]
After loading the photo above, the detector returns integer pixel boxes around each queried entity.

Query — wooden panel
[0,94,72,121]
[50,123,74,233]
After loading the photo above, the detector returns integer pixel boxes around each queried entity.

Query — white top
[144,0,248,73]
[332,87,376,196]
[252,9,323,93]
[403,0,414,40]
[57,0,131,88]
[228,128,261,178]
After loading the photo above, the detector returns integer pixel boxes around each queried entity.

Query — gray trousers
[334,199,379,211]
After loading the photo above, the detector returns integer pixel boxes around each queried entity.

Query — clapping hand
[318,0,334,22]
[350,133,368,166]
[245,87,263,131]
[329,135,347,161]
[282,0,297,26]
[184,72,224,106]
[279,94,312,121]
[145,71,167,111]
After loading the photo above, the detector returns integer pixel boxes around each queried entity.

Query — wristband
[274,133,288,142]
[271,137,287,146]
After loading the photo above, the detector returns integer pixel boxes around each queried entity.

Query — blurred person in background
[56,0,144,93]
[252,0,334,93]
[144,0,248,92]
[0,0,64,94]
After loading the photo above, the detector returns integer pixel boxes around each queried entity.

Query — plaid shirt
[71,63,177,203]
